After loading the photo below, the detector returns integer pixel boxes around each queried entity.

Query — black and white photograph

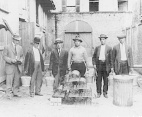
[0,0,142,117]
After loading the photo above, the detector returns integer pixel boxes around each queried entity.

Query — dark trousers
[30,62,43,94]
[118,60,129,75]
[71,62,86,77]
[96,61,109,95]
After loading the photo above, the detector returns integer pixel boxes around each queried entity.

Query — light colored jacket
[3,43,24,74]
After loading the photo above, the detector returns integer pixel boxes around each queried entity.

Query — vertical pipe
[55,13,57,39]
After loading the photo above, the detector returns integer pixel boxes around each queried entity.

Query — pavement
[0,77,142,117]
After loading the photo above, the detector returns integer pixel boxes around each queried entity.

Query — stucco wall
[47,12,132,49]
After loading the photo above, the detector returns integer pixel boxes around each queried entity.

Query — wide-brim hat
[34,37,40,44]
[73,35,82,42]
[54,38,63,44]
[98,34,108,39]
[12,34,21,41]
[117,34,126,39]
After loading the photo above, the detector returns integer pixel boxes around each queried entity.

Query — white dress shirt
[99,45,106,60]
[33,46,40,62]
[120,43,127,60]
[58,48,61,56]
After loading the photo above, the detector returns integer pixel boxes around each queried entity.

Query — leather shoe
[35,93,43,96]
[103,94,108,98]
[30,94,34,97]
[96,94,101,98]
[13,94,21,97]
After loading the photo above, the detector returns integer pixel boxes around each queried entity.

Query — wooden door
[64,32,93,57]
[19,22,35,55]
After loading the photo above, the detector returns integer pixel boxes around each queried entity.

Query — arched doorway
[63,20,93,57]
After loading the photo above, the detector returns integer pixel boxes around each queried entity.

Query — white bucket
[21,76,31,87]
[45,76,54,87]
[129,73,139,86]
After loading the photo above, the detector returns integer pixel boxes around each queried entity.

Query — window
[89,0,99,12]
[118,0,128,11]
[62,0,67,12]
[62,0,80,12]
[76,0,80,12]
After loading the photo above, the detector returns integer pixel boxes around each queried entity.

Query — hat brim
[117,36,126,39]
[13,37,21,41]
[73,39,82,42]
[98,37,108,39]
[54,41,63,44]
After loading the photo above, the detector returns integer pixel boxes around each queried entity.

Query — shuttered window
[118,0,128,11]
[76,0,80,12]
[89,0,99,12]
[62,0,80,12]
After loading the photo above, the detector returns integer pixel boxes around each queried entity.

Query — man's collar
[74,45,81,48]
[12,42,15,47]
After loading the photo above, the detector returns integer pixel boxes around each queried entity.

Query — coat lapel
[10,43,16,55]
[59,49,64,58]
[31,46,35,62]
[118,44,121,60]
[55,49,59,58]
[98,45,101,58]
[125,44,128,59]
[105,45,108,57]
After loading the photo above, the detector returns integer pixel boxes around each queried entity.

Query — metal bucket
[129,73,139,86]
[21,76,31,87]
[113,75,134,106]
[45,76,54,94]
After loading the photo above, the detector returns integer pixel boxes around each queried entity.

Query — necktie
[15,45,17,56]
[58,49,60,56]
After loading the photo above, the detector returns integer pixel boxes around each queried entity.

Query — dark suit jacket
[92,45,113,74]
[112,44,133,74]
[24,44,44,76]
[3,43,24,74]
[48,48,68,77]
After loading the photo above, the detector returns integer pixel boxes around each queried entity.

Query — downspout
[55,13,57,39]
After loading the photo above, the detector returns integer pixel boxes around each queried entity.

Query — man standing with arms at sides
[48,38,68,91]
[112,33,133,75]
[92,34,113,98]
[3,34,24,99]
[24,37,44,97]
[68,35,89,77]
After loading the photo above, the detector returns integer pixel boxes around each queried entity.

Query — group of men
[92,34,133,98]
[3,35,44,99]
[3,32,133,99]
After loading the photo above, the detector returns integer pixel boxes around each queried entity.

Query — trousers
[96,61,109,94]
[6,65,21,96]
[30,62,43,94]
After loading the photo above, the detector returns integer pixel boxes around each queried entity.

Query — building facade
[0,0,55,83]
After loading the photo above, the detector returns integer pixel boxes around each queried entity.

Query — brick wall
[47,12,132,48]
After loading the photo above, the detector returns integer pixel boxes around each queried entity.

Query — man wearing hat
[3,34,24,99]
[49,38,68,91]
[24,37,44,97]
[92,34,113,98]
[112,33,133,75]
[68,35,89,77]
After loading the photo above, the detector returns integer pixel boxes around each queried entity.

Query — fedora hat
[12,34,21,41]
[34,37,40,44]
[98,34,108,39]
[54,38,63,44]
[73,35,82,42]
[117,34,126,39]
